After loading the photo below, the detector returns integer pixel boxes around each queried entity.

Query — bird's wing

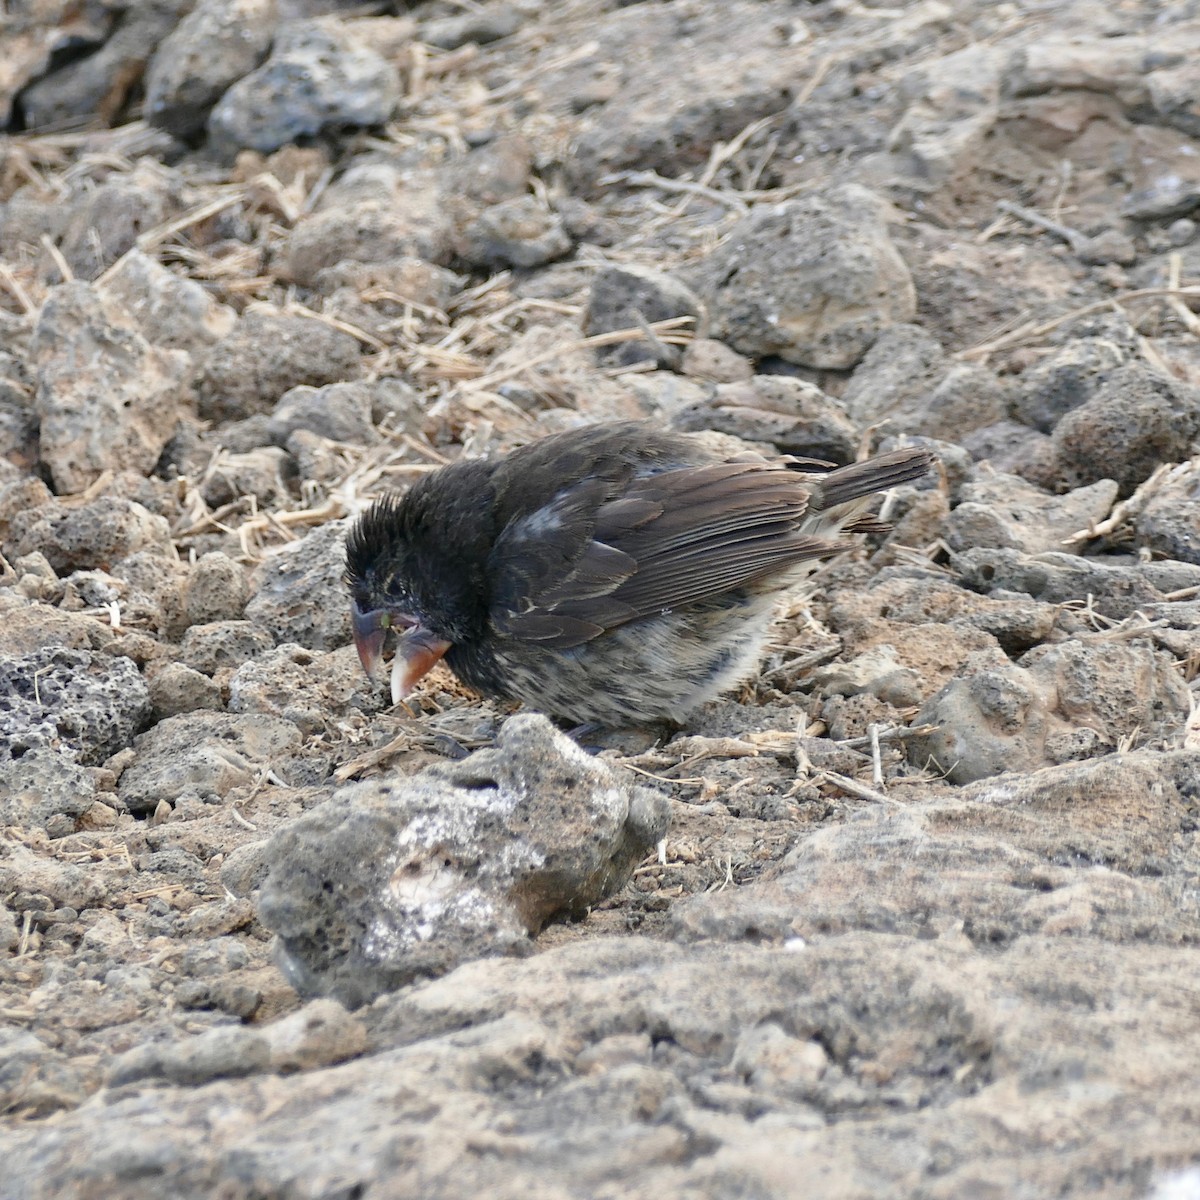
[488,462,845,649]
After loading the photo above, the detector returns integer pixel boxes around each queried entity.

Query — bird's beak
[352,603,451,704]
[351,604,390,678]
[389,626,452,706]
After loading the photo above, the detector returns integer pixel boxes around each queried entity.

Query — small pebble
[1168,218,1197,247]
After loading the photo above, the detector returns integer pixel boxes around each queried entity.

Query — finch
[345,421,933,727]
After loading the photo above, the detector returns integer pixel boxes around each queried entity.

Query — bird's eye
[384,577,407,602]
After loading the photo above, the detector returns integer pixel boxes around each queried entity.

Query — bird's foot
[563,721,605,755]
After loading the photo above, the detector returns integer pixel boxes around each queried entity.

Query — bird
[344,421,934,728]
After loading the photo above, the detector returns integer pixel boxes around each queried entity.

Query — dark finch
[344,422,934,727]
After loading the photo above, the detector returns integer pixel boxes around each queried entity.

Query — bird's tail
[806,446,936,512]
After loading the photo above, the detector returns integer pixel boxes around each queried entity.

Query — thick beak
[351,602,450,703]
[390,626,452,706]
[351,604,390,678]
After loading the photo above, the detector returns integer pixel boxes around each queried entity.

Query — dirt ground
[4,1,1200,1197]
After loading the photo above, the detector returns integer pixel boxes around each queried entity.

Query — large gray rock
[672,375,858,463]
[145,0,278,139]
[1135,459,1200,564]
[100,250,237,358]
[842,323,1007,440]
[200,309,362,422]
[687,185,916,369]
[0,647,151,765]
[182,552,249,627]
[908,640,1190,784]
[178,620,275,677]
[887,42,1004,185]
[245,520,354,651]
[7,922,1200,1197]
[258,714,671,1007]
[228,643,383,736]
[583,264,704,369]
[266,380,381,448]
[280,199,452,286]
[562,0,823,189]
[0,1028,87,1119]
[4,496,173,576]
[146,661,223,719]
[1013,334,1133,433]
[32,284,190,495]
[951,547,1188,622]
[57,165,182,282]
[107,997,365,1086]
[16,3,178,134]
[1052,364,1200,497]
[946,473,1118,556]
[208,19,402,156]
[0,749,97,834]
[118,711,302,815]
[454,195,573,271]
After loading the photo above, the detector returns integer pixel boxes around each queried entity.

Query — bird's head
[344,483,489,705]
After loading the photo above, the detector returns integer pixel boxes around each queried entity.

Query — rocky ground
[3,0,1200,1196]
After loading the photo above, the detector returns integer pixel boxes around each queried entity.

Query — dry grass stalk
[961,286,1200,361]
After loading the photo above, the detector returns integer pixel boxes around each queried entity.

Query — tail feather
[807,447,936,512]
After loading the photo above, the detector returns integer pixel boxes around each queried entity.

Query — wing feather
[488,462,844,649]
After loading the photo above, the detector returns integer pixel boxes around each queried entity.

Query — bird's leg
[562,721,606,755]
[565,720,604,742]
